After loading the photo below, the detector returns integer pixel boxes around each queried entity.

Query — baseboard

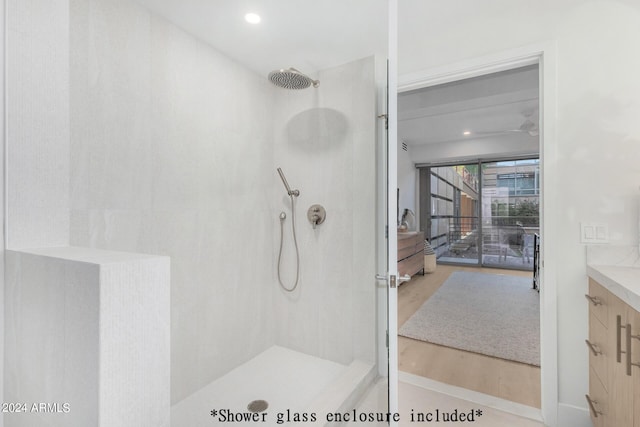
[399,371,543,423]
[557,402,590,427]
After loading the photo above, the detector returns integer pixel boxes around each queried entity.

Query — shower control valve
[307,204,326,229]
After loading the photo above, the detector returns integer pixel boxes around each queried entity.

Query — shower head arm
[289,68,319,88]
[289,67,320,87]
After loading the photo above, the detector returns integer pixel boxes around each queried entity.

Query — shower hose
[277,194,300,292]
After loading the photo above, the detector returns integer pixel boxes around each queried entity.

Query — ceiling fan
[472,109,539,137]
[510,116,539,137]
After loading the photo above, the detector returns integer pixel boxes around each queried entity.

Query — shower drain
[247,400,269,413]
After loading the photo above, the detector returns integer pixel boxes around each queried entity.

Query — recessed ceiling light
[244,13,261,24]
[463,131,471,136]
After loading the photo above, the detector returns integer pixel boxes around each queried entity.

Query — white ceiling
[399,65,540,147]
[133,0,388,77]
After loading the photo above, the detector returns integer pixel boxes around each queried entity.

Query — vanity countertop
[587,264,640,312]
[586,245,640,312]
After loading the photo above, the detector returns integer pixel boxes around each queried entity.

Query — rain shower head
[268,68,319,90]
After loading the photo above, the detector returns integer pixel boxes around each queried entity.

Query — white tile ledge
[11,245,167,265]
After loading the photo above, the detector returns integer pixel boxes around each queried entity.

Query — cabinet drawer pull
[627,327,640,373]
[585,294,602,306]
[626,322,633,376]
[585,339,602,356]
[617,315,626,363]
[585,394,602,418]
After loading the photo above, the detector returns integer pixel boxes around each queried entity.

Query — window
[419,157,539,271]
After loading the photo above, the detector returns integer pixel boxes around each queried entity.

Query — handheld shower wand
[276,167,300,292]
[277,167,300,197]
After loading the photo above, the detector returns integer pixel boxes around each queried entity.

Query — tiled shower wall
[272,57,377,366]
[7,0,70,249]
[69,0,377,405]
[4,248,170,427]
[69,0,277,404]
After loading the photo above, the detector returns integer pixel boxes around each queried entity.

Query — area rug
[399,271,540,366]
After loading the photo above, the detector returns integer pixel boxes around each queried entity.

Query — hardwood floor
[398,264,541,408]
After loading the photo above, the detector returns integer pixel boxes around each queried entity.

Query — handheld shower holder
[277,167,300,197]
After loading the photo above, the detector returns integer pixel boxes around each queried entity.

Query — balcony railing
[444,216,539,269]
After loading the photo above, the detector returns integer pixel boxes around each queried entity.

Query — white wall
[6,0,70,249]
[5,248,170,427]
[399,0,640,423]
[69,0,276,404]
[5,1,69,425]
[5,251,99,427]
[272,56,377,365]
[0,1,5,425]
[69,0,378,404]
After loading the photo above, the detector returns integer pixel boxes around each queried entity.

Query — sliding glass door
[422,164,480,265]
[480,159,539,269]
[420,158,539,271]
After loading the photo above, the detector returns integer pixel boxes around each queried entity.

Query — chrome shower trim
[289,68,319,88]
[277,167,300,197]
[276,167,300,292]
[268,67,319,90]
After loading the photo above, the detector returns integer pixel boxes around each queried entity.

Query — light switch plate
[581,222,609,244]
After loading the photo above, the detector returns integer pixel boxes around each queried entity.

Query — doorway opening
[396,63,542,411]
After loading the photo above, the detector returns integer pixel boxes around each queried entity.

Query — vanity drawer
[588,311,608,391]
[587,279,609,328]
[587,366,608,427]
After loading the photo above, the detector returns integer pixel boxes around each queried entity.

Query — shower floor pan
[171,346,375,426]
